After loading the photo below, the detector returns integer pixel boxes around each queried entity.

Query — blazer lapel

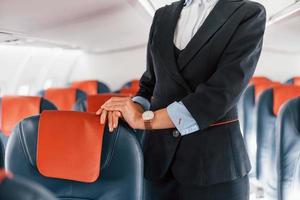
[155,0,193,92]
[177,0,245,70]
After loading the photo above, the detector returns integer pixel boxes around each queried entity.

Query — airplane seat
[239,76,272,134]
[0,139,3,168]
[256,85,300,200]
[0,169,56,200]
[74,94,145,145]
[285,77,300,85]
[122,79,140,89]
[5,111,143,200]
[0,96,57,149]
[41,88,86,110]
[249,76,272,85]
[241,80,279,178]
[71,80,110,95]
[276,98,300,200]
[119,80,140,96]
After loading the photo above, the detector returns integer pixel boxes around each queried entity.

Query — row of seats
[38,79,139,111]
[0,79,140,153]
[239,76,300,200]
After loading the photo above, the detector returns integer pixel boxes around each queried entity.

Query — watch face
[142,111,154,121]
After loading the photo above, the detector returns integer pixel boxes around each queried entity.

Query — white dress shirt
[174,0,219,50]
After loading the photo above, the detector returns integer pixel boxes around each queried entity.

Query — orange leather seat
[0,96,56,148]
[120,79,140,96]
[43,88,86,110]
[71,80,110,95]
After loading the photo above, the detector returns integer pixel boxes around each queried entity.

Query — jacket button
[172,130,180,138]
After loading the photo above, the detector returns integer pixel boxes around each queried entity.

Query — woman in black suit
[97,0,266,199]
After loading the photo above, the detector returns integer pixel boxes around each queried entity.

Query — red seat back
[120,80,140,96]
[1,96,41,136]
[254,82,281,102]
[71,80,98,95]
[273,85,300,116]
[86,93,128,113]
[249,76,272,85]
[44,88,77,110]
[37,111,105,183]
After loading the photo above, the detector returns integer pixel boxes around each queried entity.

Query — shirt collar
[184,0,217,6]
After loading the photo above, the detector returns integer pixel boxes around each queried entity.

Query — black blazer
[136,0,266,186]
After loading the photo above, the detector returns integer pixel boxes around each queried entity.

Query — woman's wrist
[135,116,145,130]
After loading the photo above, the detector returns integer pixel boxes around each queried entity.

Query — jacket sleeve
[135,9,161,102]
[181,3,267,130]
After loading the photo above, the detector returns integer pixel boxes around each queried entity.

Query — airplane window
[17,85,30,95]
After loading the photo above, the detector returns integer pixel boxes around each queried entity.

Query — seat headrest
[273,85,300,116]
[86,94,129,113]
[71,80,98,95]
[44,88,81,110]
[254,82,280,102]
[120,80,140,96]
[129,80,140,89]
[249,76,271,85]
[293,77,300,86]
[0,96,41,136]
[37,111,104,183]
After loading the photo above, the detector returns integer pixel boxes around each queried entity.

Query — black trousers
[144,169,249,200]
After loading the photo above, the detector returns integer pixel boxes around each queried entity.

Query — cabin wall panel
[70,47,147,91]
[255,50,300,82]
[0,45,79,96]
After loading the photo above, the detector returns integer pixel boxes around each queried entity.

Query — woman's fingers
[96,108,103,115]
[108,111,113,132]
[101,104,124,112]
[112,111,120,128]
[100,110,107,124]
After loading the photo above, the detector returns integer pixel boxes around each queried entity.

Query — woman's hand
[96,97,145,131]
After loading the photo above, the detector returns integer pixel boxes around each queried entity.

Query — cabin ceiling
[0,0,152,52]
[0,0,299,54]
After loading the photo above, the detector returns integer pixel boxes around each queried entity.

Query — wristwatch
[142,111,155,130]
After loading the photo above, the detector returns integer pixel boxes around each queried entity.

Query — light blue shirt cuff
[167,101,200,136]
[132,96,150,111]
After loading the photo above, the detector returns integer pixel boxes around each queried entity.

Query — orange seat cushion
[249,77,271,85]
[44,88,77,110]
[254,82,281,102]
[71,80,98,95]
[119,88,138,96]
[293,77,300,86]
[37,111,104,183]
[120,80,140,96]
[1,96,41,136]
[273,85,300,116]
[87,93,128,113]
[130,80,140,89]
